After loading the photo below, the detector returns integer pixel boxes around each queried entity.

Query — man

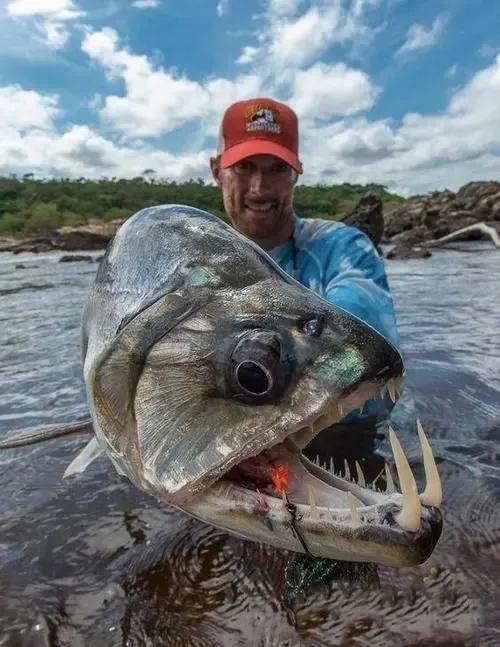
[210,97,399,346]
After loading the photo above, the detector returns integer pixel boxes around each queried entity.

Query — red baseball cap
[218,97,303,174]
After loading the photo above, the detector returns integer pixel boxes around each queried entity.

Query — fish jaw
[80,203,442,566]
[177,421,443,568]
[182,486,440,568]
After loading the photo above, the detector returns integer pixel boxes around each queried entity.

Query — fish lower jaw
[204,414,442,545]
[186,377,441,545]
[195,476,441,566]
[217,447,393,525]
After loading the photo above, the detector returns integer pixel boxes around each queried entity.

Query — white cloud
[0,85,211,180]
[268,5,343,68]
[82,28,262,138]
[3,12,500,197]
[478,43,500,58]
[82,28,204,135]
[397,15,445,56]
[5,0,84,49]
[132,0,160,8]
[6,0,83,19]
[236,46,258,65]
[0,84,59,132]
[268,0,302,16]
[3,53,500,195]
[298,54,500,194]
[0,123,212,181]
[43,20,70,48]
[216,0,229,17]
[239,0,383,77]
[290,62,377,118]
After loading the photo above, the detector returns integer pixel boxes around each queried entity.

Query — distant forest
[0,174,405,237]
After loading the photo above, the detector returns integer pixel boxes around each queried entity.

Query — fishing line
[284,495,314,558]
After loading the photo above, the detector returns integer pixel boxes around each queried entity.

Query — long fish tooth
[329,457,335,474]
[355,461,366,487]
[372,466,384,490]
[387,379,397,403]
[348,492,360,525]
[309,423,315,434]
[389,426,421,532]
[385,462,396,494]
[338,402,344,417]
[417,419,443,507]
[308,486,319,521]
[315,454,320,466]
[379,385,387,400]
[343,459,351,481]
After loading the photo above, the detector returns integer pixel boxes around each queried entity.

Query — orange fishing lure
[270,463,290,496]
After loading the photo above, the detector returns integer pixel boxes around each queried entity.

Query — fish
[2,205,442,567]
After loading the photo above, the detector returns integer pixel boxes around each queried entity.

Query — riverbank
[1,180,499,259]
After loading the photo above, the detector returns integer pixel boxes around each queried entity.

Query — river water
[0,244,499,646]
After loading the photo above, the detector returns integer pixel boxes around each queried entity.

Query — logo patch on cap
[245,104,281,134]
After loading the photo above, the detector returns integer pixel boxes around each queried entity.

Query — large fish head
[87,206,442,567]
[90,279,442,568]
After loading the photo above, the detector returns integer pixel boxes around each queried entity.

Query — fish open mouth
[199,375,443,564]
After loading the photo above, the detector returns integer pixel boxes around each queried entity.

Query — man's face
[210,154,297,247]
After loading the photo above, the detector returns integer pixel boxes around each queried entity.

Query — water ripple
[0,245,499,644]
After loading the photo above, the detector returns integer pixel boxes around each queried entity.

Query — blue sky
[1,0,499,194]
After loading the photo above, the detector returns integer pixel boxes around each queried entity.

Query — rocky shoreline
[0,219,122,255]
[1,181,499,260]
[381,181,500,259]
[340,180,500,259]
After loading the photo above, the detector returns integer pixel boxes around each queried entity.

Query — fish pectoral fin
[63,437,103,478]
[0,419,93,450]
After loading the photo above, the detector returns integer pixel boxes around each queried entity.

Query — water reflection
[0,246,499,645]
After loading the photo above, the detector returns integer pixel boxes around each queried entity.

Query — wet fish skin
[83,205,400,501]
[76,204,442,566]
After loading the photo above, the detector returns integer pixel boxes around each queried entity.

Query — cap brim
[220,140,303,174]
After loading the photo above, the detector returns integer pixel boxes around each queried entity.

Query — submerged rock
[386,245,432,260]
[58,255,93,263]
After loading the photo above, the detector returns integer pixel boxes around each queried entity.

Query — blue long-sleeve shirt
[268,215,400,420]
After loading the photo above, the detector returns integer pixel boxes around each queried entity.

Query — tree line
[0,174,404,237]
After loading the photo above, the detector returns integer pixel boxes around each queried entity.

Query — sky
[0,0,499,195]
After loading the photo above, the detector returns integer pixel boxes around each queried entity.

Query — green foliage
[0,213,25,235]
[0,175,404,237]
[22,202,65,235]
[294,182,404,220]
[102,206,133,222]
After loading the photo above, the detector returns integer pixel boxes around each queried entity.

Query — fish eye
[235,361,272,395]
[228,329,284,402]
[299,316,324,337]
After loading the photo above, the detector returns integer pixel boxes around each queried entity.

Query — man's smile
[244,200,278,213]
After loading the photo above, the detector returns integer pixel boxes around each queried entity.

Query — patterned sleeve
[322,225,401,351]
